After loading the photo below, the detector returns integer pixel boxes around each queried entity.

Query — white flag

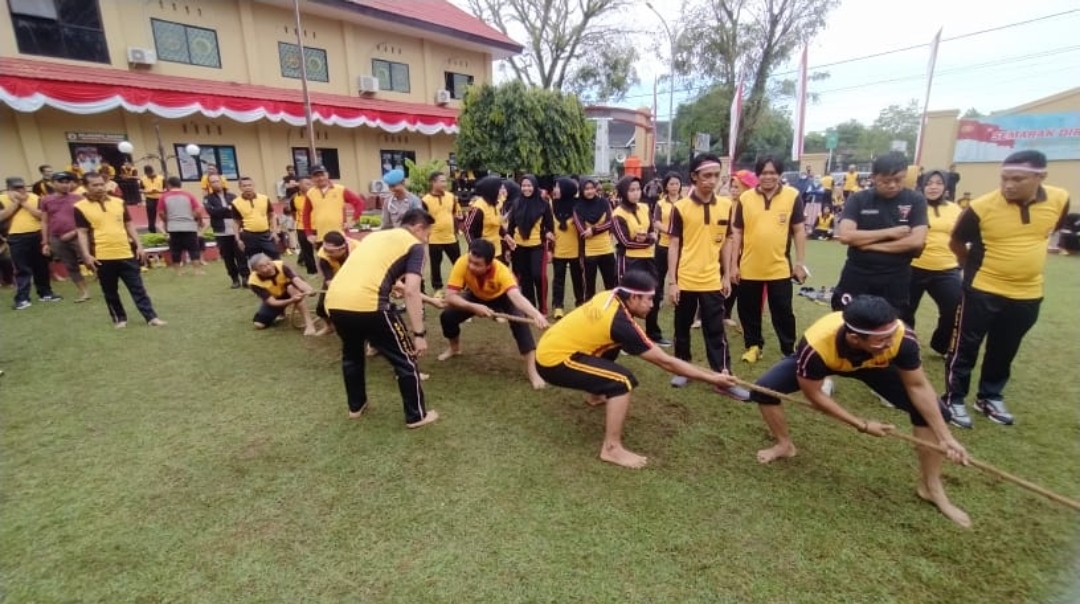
[790,45,808,161]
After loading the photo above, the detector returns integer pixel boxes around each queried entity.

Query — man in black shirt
[833,152,928,316]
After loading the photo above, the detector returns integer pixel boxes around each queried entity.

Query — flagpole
[293,0,318,165]
[729,74,743,162]
[790,45,808,162]
[914,27,942,166]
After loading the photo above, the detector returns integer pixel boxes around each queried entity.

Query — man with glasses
[833,152,928,316]
[0,176,63,309]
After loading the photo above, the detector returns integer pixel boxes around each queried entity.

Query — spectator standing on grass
[942,150,1070,429]
[140,166,164,234]
[946,163,961,201]
[422,171,463,297]
[32,164,54,198]
[379,169,422,230]
[301,164,365,248]
[203,174,247,288]
[0,176,63,309]
[74,172,165,328]
[40,171,90,302]
[232,177,280,260]
[158,176,207,276]
[833,152,928,317]
[291,176,318,274]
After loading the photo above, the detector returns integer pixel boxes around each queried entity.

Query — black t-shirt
[840,188,928,270]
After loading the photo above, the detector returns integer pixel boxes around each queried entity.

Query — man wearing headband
[725,155,807,365]
[312,230,360,335]
[941,150,1070,428]
[748,295,971,526]
[536,270,739,469]
[833,152,929,316]
[666,153,749,400]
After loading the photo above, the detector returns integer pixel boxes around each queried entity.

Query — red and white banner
[790,45,808,161]
[729,74,743,160]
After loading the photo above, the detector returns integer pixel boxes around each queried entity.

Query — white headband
[694,161,722,172]
[603,286,655,309]
[845,320,899,337]
[1000,164,1047,173]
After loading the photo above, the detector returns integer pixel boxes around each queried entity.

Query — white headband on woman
[844,320,899,337]
[603,286,655,309]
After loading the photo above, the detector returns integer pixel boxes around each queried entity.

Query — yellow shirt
[954,185,1070,300]
[423,192,460,245]
[655,198,676,248]
[316,238,360,279]
[815,214,835,230]
[911,201,962,272]
[843,171,859,192]
[232,194,273,233]
[200,174,229,194]
[671,193,732,291]
[803,312,909,373]
[469,199,504,256]
[612,203,654,259]
[575,200,615,257]
[0,192,42,234]
[446,254,518,302]
[536,290,654,367]
[552,204,580,260]
[820,175,834,192]
[140,175,165,200]
[325,228,427,312]
[247,261,293,298]
[734,186,804,281]
[73,196,132,260]
[306,184,348,242]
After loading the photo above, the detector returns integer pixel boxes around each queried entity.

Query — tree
[961,107,984,118]
[673,0,836,158]
[454,81,594,175]
[464,0,638,102]
[670,84,793,167]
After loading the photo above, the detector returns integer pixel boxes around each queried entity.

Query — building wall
[921,90,1079,198]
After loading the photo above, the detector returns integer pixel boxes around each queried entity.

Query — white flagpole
[915,27,942,166]
[790,45,808,162]
[729,74,743,162]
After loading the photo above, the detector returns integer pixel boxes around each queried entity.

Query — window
[444,72,474,100]
[175,145,239,182]
[151,19,221,68]
[372,59,410,93]
[278,42,329,82]
[9,0,109,63]
[380,150,415,175]
[291,148,340,179]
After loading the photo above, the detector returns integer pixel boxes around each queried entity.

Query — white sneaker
[670,375,688,388]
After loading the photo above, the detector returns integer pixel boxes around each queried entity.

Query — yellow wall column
[10,112,43,178]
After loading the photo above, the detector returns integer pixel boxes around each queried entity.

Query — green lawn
[2,242,1078,604]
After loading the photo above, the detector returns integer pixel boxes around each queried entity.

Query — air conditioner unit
[126,47,157,66]
[358,75,380,94]
[434,89,452,105]
[369,180,387,194]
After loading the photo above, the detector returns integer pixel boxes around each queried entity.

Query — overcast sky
[454,0,1079,133]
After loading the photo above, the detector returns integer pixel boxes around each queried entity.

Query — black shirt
[840,188,928,270]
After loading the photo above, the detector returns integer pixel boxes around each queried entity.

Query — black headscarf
[920,169,948,204]
[473,175,503,207]
[615,175,642,211]
[575,177,607,224]
[511,174,545,240]
[502,179,521,217]
[553,177,578,231]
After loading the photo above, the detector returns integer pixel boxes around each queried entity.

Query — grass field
[2,241,1078,604]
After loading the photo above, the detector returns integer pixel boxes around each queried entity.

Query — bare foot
[756,441,797,464]
[599,443,648,468]
[530,376,546,390]
[314,326,333,336]
[303,326,318,336]
[917,485,972,528]
[114,321,127,329]
[148,318,167,327]
[406,409,440,429]
[585,394,608,406]
[348,405,368,419]
[365,345,379,357]
[419,372,430,381]
[437,349,460,361]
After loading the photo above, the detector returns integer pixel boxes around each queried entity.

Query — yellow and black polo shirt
[422,192,461,245]
[733,185,805,281]
[612,202,653,259]
[325,228,426,312]
[536,290,654,367]
[73,196,133,261]
[671,192,733,292]
[911,200,961,272]
[317,238,360,280]
[952,185,1070,300]
[248,261,295,300]
[446,254,518,302]
[795,312,920,380]
[0,192,42,234]
[232,194,272,233]
[654,198,676,248]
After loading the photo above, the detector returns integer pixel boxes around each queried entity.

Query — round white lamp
[117,140,134,154]
[184,143,200,157]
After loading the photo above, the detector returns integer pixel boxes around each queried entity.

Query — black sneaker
[652,337,672,347]
[39,294,63,302]
[975,398,1014,426]
[230,280,242,289]
[944,399,973,429]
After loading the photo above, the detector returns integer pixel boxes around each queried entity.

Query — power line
[610,8,1080,104]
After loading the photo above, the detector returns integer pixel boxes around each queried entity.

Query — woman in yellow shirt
[572,178,617,298]
[506,174,554,314]
[905,169,962,355]
[646,172,682,344]
[464,176,507,263]
[550,177,583,318]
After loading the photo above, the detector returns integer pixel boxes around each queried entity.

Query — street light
[117,136,200,179]
[646,1,676,167]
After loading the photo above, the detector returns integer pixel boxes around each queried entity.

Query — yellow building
[0,0,521,197]
[921,88,1079,198]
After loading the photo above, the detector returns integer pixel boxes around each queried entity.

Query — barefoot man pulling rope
[747,294,972,526]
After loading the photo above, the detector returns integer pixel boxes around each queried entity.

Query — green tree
[403,158,447,197]
[962,107,984,118]
[455,81,593,175]
[464,0,638,102]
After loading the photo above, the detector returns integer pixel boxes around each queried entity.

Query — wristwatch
[412,329,427,338]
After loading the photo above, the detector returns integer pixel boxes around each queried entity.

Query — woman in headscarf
[550,177,583,319]
[507,174,554,313]
[572,177,617,298]
[611,175,655,279]
[463,175,507,263]
[904,168,962,356]
[500,178,522,265]
[646,172,682,345]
